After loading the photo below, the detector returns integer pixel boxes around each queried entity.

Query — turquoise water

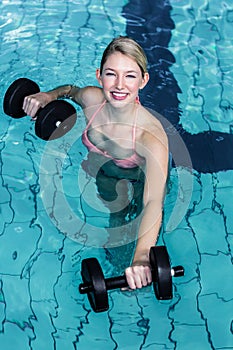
[0,0,233,349]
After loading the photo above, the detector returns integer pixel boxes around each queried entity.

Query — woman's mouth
[111,92,128,100]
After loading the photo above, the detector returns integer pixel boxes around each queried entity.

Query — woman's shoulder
[135,106,168,160]
[137,106,167,140]
[79,86,104,108]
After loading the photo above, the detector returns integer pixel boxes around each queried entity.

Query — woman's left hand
[125,264,152,290]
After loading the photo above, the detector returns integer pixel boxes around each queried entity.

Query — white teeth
[112,92,127,97]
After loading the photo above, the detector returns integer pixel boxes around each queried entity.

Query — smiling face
[96,52,149,108]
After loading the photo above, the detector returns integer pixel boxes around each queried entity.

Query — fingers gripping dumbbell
[3,77,77,140]
[79,246,184,313]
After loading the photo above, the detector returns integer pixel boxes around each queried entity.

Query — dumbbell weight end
[171,265,184,277]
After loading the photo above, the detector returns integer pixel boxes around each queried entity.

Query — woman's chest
[87,124,135,159]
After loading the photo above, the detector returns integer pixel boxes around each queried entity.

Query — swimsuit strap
[85,100,106,129]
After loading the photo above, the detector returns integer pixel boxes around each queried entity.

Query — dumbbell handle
[79,265,184,294]
[79,275,127,294]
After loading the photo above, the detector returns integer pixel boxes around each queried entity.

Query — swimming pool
[0,0,233,349]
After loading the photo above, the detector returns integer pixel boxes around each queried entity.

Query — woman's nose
[115,75,124,89]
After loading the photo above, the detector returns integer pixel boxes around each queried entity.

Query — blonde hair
[100,36,148,77]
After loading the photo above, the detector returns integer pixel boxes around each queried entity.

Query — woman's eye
[106,72,115,76]
[126,74,136,78]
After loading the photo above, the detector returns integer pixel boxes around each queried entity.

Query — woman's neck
[105,101,138,124]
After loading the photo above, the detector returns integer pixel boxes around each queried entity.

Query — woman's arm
[22,84,73,119]
[22,84,103,118]
[125,125,169,289]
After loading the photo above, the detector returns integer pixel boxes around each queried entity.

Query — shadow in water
[122,0,233,173]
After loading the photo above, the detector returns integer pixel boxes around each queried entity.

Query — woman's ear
[140,72,149,89]
[96,69,103,86]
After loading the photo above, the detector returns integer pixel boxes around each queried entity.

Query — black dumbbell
[79,246,184,313]
[3,77,77,141]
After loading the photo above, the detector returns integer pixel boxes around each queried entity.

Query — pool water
[0,0,233,349]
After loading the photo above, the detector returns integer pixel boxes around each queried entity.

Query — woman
[23,36,169,290]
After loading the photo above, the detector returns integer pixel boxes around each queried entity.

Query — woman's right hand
[125,264,152,290]
[23,92,54,119]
